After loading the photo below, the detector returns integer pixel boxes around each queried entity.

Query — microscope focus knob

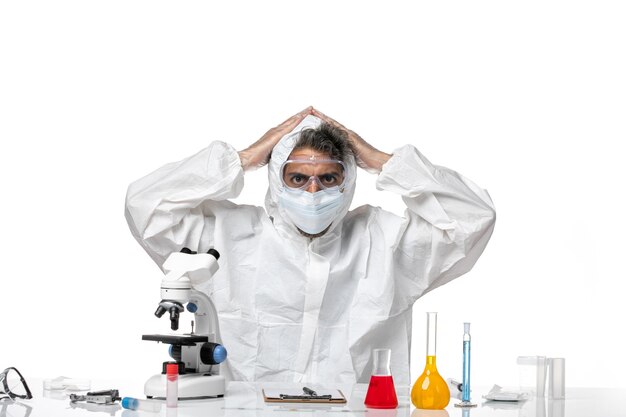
[200,342,227,365]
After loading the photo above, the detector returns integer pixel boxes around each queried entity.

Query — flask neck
[422,355,440,374]
[426,312,437,356]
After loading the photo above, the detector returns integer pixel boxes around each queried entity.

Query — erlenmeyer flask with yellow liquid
[411,312,450,409]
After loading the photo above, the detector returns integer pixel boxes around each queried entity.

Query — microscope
[142,247,227,399]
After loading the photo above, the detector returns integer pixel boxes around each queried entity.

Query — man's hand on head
[311,108,391,174]
[238,106,314,171]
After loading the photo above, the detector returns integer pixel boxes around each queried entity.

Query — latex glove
[311,108,390,174]
[239,107,313,171]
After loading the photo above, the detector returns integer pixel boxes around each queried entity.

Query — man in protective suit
[125,107,496,386]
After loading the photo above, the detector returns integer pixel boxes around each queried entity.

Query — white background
[1,1,624,390]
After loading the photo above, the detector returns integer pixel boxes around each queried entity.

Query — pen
[303,387,317,396]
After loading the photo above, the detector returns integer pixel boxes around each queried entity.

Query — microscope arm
[187,288,222,344]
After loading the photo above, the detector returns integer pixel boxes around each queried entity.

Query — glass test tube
[462,322,471,402]
[166,363,178,408]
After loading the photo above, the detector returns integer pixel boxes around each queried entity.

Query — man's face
[282,148,345,193]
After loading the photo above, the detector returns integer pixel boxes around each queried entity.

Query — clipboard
[262,388,347,404]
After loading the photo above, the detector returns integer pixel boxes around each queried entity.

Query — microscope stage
[142,334,209,345]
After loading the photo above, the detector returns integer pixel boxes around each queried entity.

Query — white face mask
[278,187,345,235]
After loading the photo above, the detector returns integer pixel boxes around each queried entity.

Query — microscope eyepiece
[180,247,219,259]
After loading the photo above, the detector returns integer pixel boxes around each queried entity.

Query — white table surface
[2,378,624,417]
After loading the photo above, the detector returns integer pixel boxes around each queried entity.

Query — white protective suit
[125,115,496,386]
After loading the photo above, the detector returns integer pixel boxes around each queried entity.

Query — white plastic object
[517,356,547,397]
[43,376,91,391]
[548,358,565,399]
[482,385,528,402]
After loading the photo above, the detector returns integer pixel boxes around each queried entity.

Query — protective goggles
[0,367,32,400]
[280,159,346,192]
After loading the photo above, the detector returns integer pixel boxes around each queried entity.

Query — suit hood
[264,115,357,240]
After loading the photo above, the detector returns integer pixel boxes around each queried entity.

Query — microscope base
[144,373,226,399]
